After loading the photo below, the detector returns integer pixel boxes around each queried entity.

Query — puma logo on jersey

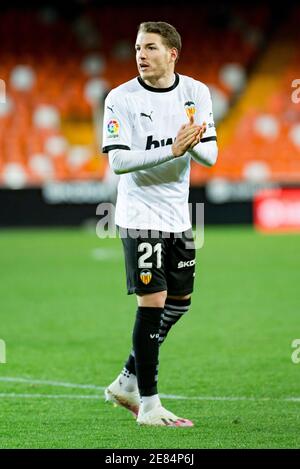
[178,259,196,269]
[107,105,114,112]
[140,111,153,121]
[146,135,174,150]
[150,333,159,339]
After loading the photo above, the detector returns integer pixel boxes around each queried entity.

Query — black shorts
[119,227,196,296]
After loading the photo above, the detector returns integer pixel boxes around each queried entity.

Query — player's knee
[137,290,167,308]
[167,294,192,301]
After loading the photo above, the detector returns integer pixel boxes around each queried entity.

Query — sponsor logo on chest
[145,135,174,150]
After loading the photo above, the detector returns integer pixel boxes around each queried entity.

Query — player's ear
[170,47,178,63]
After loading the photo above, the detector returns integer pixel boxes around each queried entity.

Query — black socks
[132,306,163,396]
[124,351,136,375]
[124,299,191,391]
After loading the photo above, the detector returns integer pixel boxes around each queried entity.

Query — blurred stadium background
[0,0,299,228]
[1,0,300,450]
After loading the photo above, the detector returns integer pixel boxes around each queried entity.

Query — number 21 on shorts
[138,242,162,268]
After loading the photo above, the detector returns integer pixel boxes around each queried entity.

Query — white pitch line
[0,376,300,402]
[0,393,299,403]
[0,393,100,400]
[0,376,105,391]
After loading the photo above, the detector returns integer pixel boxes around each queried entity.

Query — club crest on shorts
[184,101,196,119]
[140,269,152,285]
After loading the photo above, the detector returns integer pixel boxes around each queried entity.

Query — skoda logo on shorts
[140,269,152,285]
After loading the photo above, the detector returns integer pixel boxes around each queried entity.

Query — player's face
[135,32,176,84]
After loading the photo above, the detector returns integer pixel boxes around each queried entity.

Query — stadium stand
[0,4,298,188]
[213,4,300,184]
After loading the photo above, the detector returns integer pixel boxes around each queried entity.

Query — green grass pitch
[0,226,299,449]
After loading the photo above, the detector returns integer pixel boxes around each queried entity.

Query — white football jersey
[102,73,217,232]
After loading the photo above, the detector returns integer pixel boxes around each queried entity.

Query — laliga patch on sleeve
[107,119,120,138]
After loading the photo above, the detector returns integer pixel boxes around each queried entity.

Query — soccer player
[102,21,217,427]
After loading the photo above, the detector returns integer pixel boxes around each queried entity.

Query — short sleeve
[196,84,217,143]
[102,91,132,153]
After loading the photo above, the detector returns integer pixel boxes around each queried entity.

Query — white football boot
[137,403,194,427]
[104,375,140,418]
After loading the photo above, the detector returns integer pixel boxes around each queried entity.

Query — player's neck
[143,72,176,89]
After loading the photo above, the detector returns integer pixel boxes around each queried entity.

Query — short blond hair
[138,21,181,62]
